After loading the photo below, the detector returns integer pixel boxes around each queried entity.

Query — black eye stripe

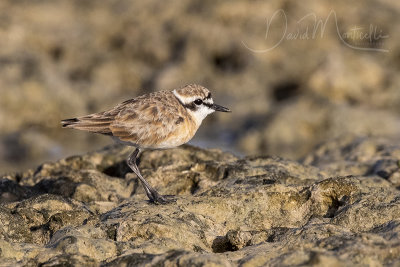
[173,93,213,112]
[174,94,198,111]
[184,103,197,111]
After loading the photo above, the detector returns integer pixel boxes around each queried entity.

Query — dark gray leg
[127,148,174,204]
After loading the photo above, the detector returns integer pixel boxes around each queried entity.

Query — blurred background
[0,0,399,173]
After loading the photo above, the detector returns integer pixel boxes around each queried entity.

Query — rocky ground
[1,0,400,172]
[1,136,400,266]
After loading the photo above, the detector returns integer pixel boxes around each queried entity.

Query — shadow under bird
[61,84,231,204]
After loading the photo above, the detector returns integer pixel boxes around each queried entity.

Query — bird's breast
[155,115,199,149]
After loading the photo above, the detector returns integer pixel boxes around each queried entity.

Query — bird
[61,84,230,204]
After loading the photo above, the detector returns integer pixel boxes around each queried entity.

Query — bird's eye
[194,99,203,105]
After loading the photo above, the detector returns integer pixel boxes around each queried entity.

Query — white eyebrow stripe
[173,89,211,104]
[203,99,213,105]
[173,90,198,104]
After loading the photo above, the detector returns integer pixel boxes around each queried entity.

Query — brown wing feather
[62,90,195,148]
[109,91,189,148]
[61,112,115,135]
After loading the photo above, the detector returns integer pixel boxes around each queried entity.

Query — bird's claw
[149,193,176,204]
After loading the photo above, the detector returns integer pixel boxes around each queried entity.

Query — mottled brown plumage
[174,84,210,99]
[62,90,199,149]
[62,84,230,204]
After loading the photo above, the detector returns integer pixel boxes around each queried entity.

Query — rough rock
[1,138,400,266]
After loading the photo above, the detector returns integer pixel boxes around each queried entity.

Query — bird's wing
[61,112,115,135]
[109,91,185,147]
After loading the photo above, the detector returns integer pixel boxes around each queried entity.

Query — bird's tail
[61,114,113,135]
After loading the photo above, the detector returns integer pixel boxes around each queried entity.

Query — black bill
[212,104,231,112]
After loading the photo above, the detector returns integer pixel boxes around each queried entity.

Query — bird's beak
[212,104,231,112]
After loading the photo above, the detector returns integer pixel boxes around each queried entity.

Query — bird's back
[62,90,198,149]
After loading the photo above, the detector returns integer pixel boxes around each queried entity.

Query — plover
[61,84,230,204]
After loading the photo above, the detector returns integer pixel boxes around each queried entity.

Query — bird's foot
[148,191,176,205]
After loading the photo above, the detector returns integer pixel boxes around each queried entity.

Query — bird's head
[173,84,231,125]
